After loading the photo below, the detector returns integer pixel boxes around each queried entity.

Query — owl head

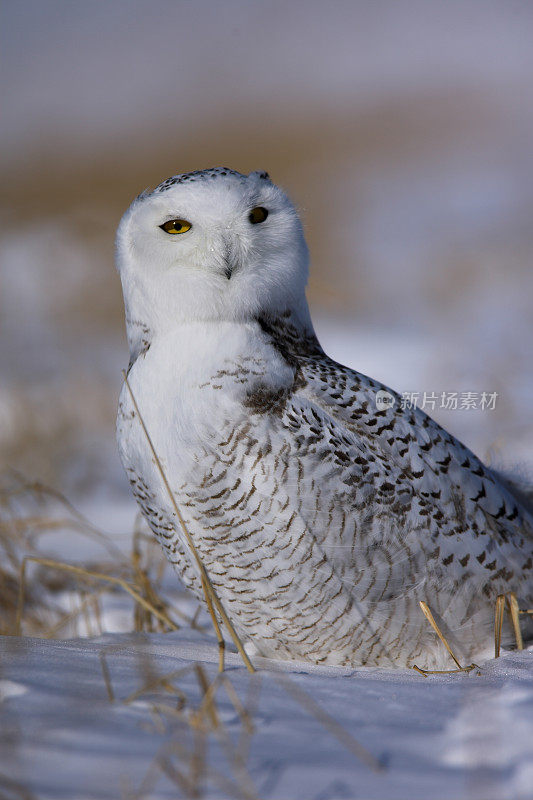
[116,168,310,350]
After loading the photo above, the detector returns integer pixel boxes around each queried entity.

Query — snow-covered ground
[2,631,533,800]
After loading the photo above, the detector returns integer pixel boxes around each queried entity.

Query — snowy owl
[116,167,533,669]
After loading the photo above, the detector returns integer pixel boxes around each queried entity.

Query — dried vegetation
[0,469,380,798]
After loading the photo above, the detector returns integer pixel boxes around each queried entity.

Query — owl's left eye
[160,219,192,234]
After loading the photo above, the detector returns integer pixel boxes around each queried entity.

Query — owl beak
[221,235,240,280]
[223,259,233,280]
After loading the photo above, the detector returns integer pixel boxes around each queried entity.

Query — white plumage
[116,168,533,668]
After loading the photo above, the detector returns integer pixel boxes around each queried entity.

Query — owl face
[116,169,309,338]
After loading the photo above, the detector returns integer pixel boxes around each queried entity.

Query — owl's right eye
[159,219,192,234]
[249,207,268,224]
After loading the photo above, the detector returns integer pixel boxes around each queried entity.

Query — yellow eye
[159,219,192,234]
[249,206,268,224]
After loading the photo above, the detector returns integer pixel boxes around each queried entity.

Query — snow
[1,631,533,799]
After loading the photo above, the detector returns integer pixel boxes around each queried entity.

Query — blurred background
[2,0,533,500]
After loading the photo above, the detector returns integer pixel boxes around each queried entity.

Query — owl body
[116,168,533,668]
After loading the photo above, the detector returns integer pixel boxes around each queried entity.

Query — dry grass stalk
[98,651,115,703]
[506,592,524,651]
[6,472,125,561]
[2,471,183,638]
[158,757,200,799]
[130,528,190,632]
[122,371,254,673]
[412,601,479,676]
[15,556,180,637]
[188,662,260,798]
[43,586,107,638]
[220,675,255,737]
[495,591,524,659]
[159,737,259,800]
[132,526,202,630]
[201,571,225,672]
[494,594,505,659]
[123,665,196,706]
[235,675,261,763]
[193,663,220,730]
[0,476,69,635]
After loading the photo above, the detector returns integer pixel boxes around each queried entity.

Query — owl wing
[281,350,533,586]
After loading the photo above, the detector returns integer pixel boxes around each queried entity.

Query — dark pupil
[250,207,268,224]
[173,222,182,231]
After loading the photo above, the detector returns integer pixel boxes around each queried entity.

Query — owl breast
[118,320,429,667]
[117,315,533,668]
